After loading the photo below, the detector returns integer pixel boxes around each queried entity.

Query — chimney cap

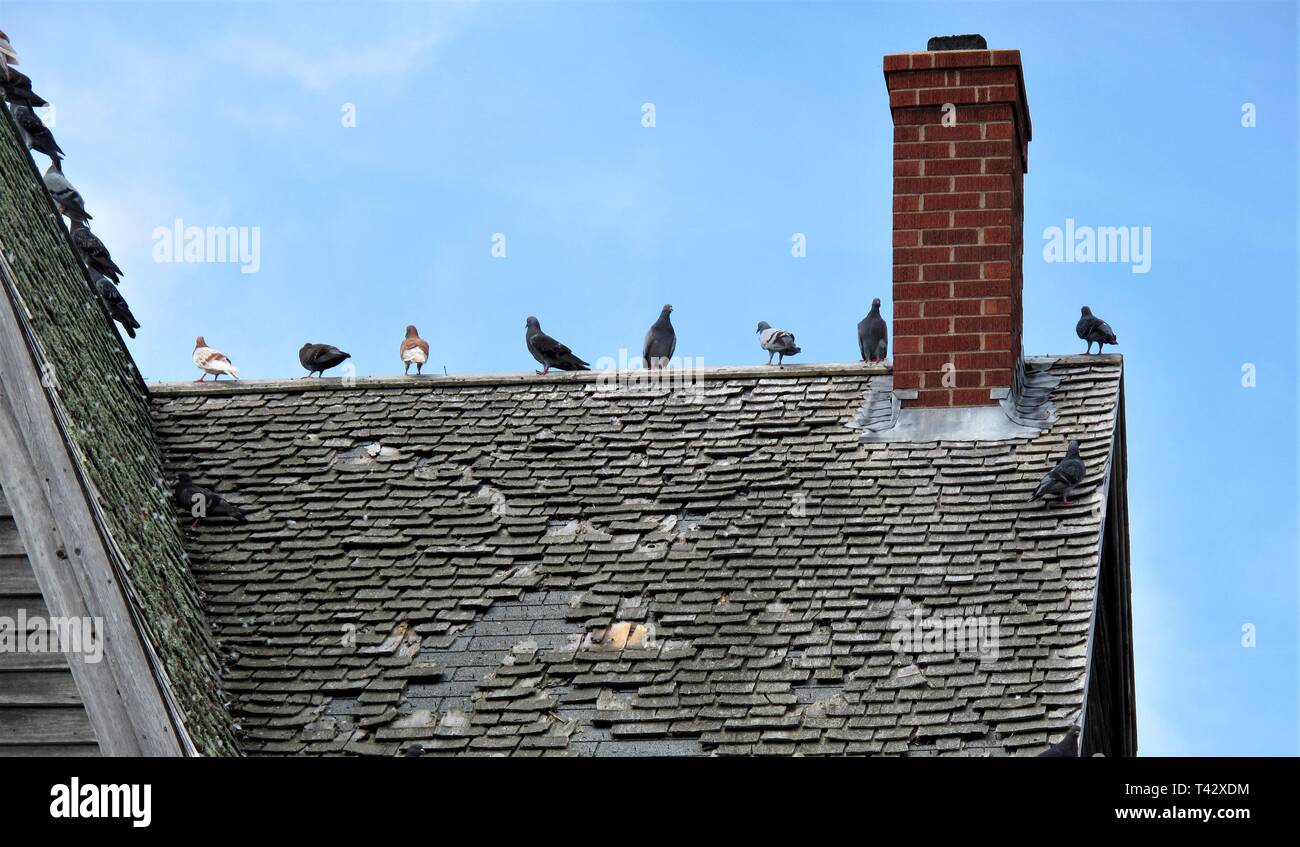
[926,34,988,51]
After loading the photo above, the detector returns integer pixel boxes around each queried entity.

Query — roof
[148,356,1126,756]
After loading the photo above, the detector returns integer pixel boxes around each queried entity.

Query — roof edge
[147,355,1121,397]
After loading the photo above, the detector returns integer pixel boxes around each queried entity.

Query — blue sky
[8,1,1296,754]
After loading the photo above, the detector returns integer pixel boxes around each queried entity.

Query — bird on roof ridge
[756,321,801,368]
[192,336,239,382]
[400,325,429,376]
[1076,306,1118,354]
[858,297,888,363]
[643,304,676,369]
[96,275,139,339]
[1037,724,1081,757]
[525,316,590,375]
[299,343,351,378]
[43,162,91,221]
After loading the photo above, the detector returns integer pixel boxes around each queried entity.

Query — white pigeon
[192,336,240,382]
[755,321,801,368]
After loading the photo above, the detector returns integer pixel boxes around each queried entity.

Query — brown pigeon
[192,336,239,382]
[400,325,430,375]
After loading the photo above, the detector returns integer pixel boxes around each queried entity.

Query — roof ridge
[146,355,1121,396]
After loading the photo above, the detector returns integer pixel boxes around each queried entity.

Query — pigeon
[69,219,123,282]
[756,321,801,368]
[403,744,425,758]
[1,68,47,109]
[1029,439,1086,505]
[174,473,248,528]
[525,316,590,375]
[0,30,19,76]
[1076,306,1118,354]
[399,325,429,376]
[192,336,240,382]
[642,304,676,369]
[299,343,351,378]
[858,297,888,363]
[1037,725,1081,757]
[43,163,91,221]
[95,275,139,338]
[10,103,61,161]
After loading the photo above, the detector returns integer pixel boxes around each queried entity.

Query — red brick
[982,297,1012,315]
[933,50,993,69]
[984,121,1015,140]
[910,389,956,408]
[983,191,1013,209]
[922,299,982,317]
[894,301,922,319]
[922,228,979,246]
[893,158,922,177]
[951,388,995,406]
[894,281,950,300]
[894,211,951,229]
[895,176,953,195]
[893,125,922,143]
[953,280,1004,298]
[892,370,921,390]
[894,194,921,212]
[896,317,951,335]
[954,210,1011,227]
[923,333,982,353]
[954,351,1014,370]
[953,244,1006,262]
[892,335,921,355]
[953,175,1008,192]
[922,192,981,211]
[982,261,1012,280]
[921,262,981,282]
[886,70,947,90]
[883,54,910,72]
[923,123,983,141]
[955,67,1018,86]
[917,86,980,107]
[893,265,919,283]
[893,353,953,372]
[955,315,1012,334]
[923,158,982,176]
[894,142,952,160]
[981,226,1012,243]
[895,246,952,264]
[893,229,919,247]
[982,368,1013,386]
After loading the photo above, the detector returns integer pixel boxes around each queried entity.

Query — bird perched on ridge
[525,316,589,375]
[1,68,47,109]
[0,30,20,76]
[1037,725,1080,757]
[642,304,676,369]
[95,275,139,338]
[399,325,429,376]
[68,219,122,282]
[858,297,888,363]
[192,336,239,382]
[299,343,351,378]
[174,473,248,528]
[11,103,61,161]
[1029,439,1086,505]
[756,321,801,368]
[43,162,91,221]
[1076,306,1118,354]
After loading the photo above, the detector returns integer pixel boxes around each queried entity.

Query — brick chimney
[884,36,1031,408]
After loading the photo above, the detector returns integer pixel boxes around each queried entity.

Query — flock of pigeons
[2,32,140,338]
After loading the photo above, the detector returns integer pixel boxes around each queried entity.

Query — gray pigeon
[95,275,139,338]
[299,343,351,378]
[1029,439,1086,505]
[1,67,47,108]
[174,473,248,528]
[1037,725,1081,757]
[11,103,61,161]
[1076,306,1118,354]
[43,163,91,221]
[756,321,801,368]
[69,219,122,282]
[642,304,676,369]
[525,316,590,374]
[858,297,888,363]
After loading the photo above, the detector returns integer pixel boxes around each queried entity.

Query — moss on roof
[0,110,238,755]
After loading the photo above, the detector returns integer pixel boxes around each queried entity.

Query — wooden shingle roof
[149,356,1127,756]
